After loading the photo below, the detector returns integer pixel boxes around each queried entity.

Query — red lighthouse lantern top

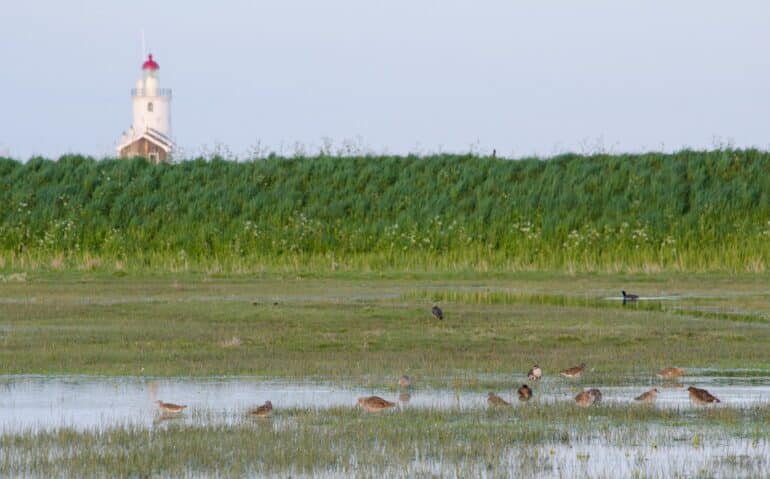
[142,53,159,71]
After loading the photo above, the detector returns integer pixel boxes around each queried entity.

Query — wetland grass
[1,404,767,478]
[0,274,769,384]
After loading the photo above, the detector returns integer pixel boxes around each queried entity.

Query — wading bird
[657,367,685,379]
[431,305,444,320]
[517,384,533,401]
[560,363,586,379]
[487,392,511,406]
[688,386,720,405]
[634,388,659,403]
[621,290,639,304]
[155,400,187,414]
[527,365,542,381]
[358,396,396,412]
[574,388,602,407]
[398,375,412,389]
[574,390,595,407]
[249,400,273,417]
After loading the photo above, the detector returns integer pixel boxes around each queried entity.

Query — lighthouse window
[147,102,154,112]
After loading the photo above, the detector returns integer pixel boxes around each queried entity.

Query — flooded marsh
[0,272,769,476]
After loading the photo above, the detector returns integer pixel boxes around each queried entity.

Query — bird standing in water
[560,363,586,379]
[358,396,396,412]
[487,392,511,406]
[517,385,533,401]
[155,400,187,414]
[249,400,273,417]
[634,388,659,403]
[622,290,639,304]
[688,386,720,405]
[527,365,542,381]
[574,388,602,407]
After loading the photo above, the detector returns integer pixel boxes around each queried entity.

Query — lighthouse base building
[117,53,174,163]
[117,127,173,163]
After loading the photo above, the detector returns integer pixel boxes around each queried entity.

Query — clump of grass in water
[0,405,767,477]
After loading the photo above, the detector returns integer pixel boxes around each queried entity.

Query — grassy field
[1,272,768,383]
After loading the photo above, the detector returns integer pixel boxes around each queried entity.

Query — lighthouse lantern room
[117,53,174,163]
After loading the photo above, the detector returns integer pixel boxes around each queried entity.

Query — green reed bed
[2,149,770,274]
[1,404,768,478]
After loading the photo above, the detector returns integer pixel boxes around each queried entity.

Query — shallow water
[1,374,769,433]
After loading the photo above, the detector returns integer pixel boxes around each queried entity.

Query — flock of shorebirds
[354,363,721,413]
[154,364,719,418]
[154,295,721,418]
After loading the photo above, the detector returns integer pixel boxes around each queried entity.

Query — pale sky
[1,0,769,159]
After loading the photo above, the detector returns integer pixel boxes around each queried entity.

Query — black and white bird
[431,305,444,320]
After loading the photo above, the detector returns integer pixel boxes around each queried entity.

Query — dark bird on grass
[487,392,511,406]
[634,388,659,403]
[248,400,273,417]
[657,367,686,379]
[517,384,533,401]
[398,375,412,389]
[358,396,396,412]
[560,363,586,379]
[527,364,542,381]
[155,400,187,414]
[688,386,720,405]
[621,290,639,304]
[431,305,444,320]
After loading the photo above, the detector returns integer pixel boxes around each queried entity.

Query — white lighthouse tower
[117,53,174,163]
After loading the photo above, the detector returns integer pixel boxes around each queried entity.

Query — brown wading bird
[688,386,720,405]
[517,384,533,401]
[527,365,542,381]
[487,392,511,406]
[574,390,595,407]
[249,400,273,417]
[431,305,444,320]
[398,375,412,389]
[358,396,396,412]
[634,388,659,403]
[574,388,602,407]
[657,367,686,379]
[560,363,586,379]
[155,400,187,414]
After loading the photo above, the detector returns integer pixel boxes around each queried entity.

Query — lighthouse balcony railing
[131,88,172,98]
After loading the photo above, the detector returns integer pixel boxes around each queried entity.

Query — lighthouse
[117,53,174,163]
